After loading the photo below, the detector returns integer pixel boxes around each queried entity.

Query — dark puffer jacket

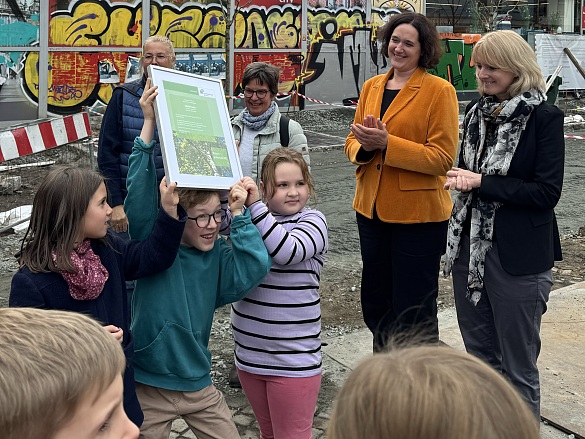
[98,76,165,207]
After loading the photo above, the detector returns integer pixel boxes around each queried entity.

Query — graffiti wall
[432,33,480,91]
[0,0,478,118]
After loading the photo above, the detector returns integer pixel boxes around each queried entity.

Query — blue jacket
[98,76,165,207]
[9,208,186,426]
[125,137,272,392]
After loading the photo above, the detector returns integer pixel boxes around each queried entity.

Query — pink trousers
[238,368,322,439]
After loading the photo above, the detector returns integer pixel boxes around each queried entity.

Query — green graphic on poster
[164,80,233,178]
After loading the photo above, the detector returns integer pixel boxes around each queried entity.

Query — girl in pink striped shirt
[232,147,328,439]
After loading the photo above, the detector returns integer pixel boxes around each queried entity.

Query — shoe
[228,365,241,388]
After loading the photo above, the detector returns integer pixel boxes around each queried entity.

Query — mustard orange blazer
[345,67,459,224]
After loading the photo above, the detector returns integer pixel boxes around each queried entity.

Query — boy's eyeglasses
[142,54,171,63]
[243,88,269,99]
[187,209,226,228]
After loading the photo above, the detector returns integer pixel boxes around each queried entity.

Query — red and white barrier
[0,112,92,163]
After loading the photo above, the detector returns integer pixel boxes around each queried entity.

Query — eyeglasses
[244,88,270,99]
[187,209,226,228]
[142,54,171,63]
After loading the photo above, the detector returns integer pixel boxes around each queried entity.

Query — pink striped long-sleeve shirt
[231,201,328,377]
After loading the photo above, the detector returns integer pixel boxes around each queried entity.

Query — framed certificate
[147,65,242,189]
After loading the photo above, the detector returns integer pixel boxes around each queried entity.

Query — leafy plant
[549,9,561,29]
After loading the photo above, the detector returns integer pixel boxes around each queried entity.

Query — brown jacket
[345,68,459,223]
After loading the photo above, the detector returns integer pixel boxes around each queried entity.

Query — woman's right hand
[110,205,128,233]
[350,114,388,151]
[444,168,482,192]
[139,78,158,121]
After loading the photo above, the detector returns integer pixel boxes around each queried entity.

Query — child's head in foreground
[0,307,139,439]
[327,345,540,439]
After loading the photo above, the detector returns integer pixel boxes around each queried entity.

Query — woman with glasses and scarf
[443,30,565,419]
[231,62,310,183]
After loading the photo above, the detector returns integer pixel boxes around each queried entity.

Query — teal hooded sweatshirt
[125,137,271,391]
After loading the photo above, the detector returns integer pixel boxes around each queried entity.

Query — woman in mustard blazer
[345,12,459,350]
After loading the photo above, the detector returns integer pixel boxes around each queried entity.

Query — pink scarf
[53,239,109,300]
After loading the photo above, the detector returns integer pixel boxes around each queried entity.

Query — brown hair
[0,307,125,439]
[328,345,540,439]
[241,62,280,96]
[177,188,220,210]
[378,12,442,69]
[18,166,105,273]
[260,147,315,205]
[472,30,546,98]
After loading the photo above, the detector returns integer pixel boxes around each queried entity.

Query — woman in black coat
[443,30,564,419]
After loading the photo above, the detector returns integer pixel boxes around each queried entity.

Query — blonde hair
[260,147,315,204]
[328,345,540,439]
[472,30,546,97]
[0,308,126,439]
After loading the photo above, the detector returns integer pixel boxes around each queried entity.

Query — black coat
[461,101,565,275]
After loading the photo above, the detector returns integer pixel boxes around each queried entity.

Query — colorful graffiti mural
[431,33,479,91]
[1,0,478,116]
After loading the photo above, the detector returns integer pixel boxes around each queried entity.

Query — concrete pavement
[322,280,585,439]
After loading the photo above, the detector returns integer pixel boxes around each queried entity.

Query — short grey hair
[143,35,176,58]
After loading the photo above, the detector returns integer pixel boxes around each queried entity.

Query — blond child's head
[260,147,315,215]
[0,307,138,439]
[328,345,540,439]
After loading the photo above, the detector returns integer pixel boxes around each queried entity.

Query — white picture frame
[147,65,242,189]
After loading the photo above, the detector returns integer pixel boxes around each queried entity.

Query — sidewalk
[323,281,585,438]
[170,280,585,438]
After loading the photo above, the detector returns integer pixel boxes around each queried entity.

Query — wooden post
[563,48,585,81]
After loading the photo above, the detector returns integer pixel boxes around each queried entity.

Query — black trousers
[356,212,448,350]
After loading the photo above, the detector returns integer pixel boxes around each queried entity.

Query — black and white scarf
[443,89,544,305]
[241,101,277,130]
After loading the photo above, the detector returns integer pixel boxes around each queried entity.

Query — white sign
[536,34,585,90]
[148,65,242,189]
